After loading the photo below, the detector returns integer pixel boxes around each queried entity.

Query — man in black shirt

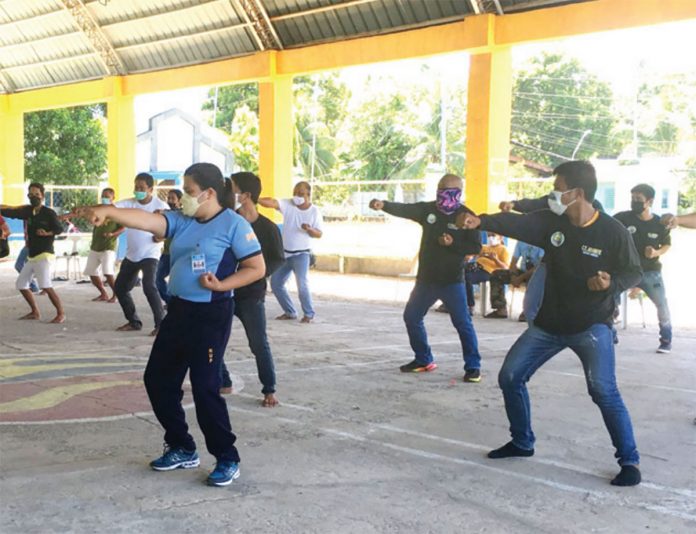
[458,161,643,486]
[0,182,66,323]
[370,174,483,381]
[219,172,284,407]
[615,184,672,353]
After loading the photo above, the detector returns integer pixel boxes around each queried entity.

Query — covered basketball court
[1,1,695,532]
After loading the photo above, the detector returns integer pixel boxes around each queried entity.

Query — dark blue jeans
[144,297,240,462]
[464,267,491,310]
[155,253,171,305]
[220,297,277,395]
[403,282,481,371]
[498,324,639,466]
[638,270,672,343]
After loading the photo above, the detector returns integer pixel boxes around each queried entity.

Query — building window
[661,189,669,209]
[597,184,615,212]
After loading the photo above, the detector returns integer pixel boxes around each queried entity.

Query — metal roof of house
[0,0,591,94]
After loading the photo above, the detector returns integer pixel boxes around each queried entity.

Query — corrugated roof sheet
[0,0,593,94]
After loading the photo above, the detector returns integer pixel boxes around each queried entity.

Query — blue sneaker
[206,460,240,487]
[150,445,200,471]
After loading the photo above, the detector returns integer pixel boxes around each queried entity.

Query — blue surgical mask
[134,191,147,201]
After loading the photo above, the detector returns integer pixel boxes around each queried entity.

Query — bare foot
[19,312,40,320]
[149,328,159,337]
[116,323,141,332]
[220,386,233,395]
[92,295,108,302]
[262,394,279,407]
[50,314,66,324]
[300,316,313,324]
[108,296,117,303]
[275,313,296,320]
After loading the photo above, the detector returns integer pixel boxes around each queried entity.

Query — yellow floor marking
[0,361,140,379]
[0,380,140,413]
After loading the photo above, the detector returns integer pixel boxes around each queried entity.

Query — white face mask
[547,189,577,216]
[292,196,305,206]
[181,191,207,217]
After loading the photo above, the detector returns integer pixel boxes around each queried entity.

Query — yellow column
[258,69,294,219]
[465,47,513,214]
[106,81,136,200]
[0,95,25,205]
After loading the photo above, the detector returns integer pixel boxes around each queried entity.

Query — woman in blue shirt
[81,163,265,487]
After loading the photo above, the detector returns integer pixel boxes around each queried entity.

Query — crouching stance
[458,161,643,486]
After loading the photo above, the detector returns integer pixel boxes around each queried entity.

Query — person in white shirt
[259,181,323,323]
[114,173,169,335]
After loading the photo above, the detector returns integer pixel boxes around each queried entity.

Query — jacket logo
[647,232,658,239]
[627,226,637,234]
[550,231,565,247]
[427,214,437,224]
[581,245,602,258]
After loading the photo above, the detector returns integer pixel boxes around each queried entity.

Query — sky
[134,19,696,133]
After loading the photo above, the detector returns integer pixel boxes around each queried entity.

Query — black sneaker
[463,369,481,383]
[656,341,671,354]
[399,360,437,373]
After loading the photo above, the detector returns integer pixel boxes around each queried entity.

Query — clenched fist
[587,271,611,291]
[199,272,222,291]
[438,233,453,247]
[369,199,384,211]
[456,212,481,229]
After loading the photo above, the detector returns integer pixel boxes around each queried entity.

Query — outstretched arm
[259,198,280,210]
[457,211,549,249]
[79,205,167,239]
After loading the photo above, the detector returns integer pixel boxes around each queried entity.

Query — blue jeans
[220,297,277,395]
[15,246,38,292]
[271,253,314,319]
[523,262,545,326]
[638,270,672,343]
[156,254,171,304]
[403,282,481,371]
[498,324,639,466]
[464,267,490,309]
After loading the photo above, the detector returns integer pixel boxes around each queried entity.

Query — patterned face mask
[436,188,462,215]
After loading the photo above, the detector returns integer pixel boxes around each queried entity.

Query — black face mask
[28,196,42,208]
[630,200,645,215]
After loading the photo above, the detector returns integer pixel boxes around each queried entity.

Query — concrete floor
[1,264,695,533]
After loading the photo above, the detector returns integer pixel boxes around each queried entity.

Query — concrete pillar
[258,70,294,218]
[106,83,136,201]
[0,96,25,205]
[465,47,513,214]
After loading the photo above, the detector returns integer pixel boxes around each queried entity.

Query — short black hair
[630,183,655,201]
[169,188,183,200]
[231,172,262,204]
[553,160,597,202]
[28,182,45,195]
[101,187,115,196]
[134,172,154,189]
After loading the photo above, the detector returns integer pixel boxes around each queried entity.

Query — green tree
[228,105,259,173]
[203,83,258,133]
[512,53,624,167]
[24,104,107,185]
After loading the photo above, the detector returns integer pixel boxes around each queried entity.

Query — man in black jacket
[615,184,672,353]
[370,174,483,382]
[458,161,643,486]
[220,172,284,407]
[1,183,66,323]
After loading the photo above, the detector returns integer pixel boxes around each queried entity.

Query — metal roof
[0,0,591,94]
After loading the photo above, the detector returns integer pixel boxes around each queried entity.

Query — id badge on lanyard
[191,244,206,274]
